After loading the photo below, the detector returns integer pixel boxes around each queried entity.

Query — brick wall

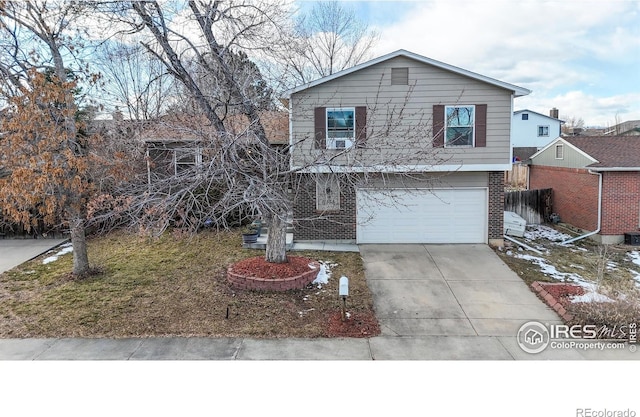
[601,172,640,235]
[488,171,504,240]
[292,174,357,240]
[529,165,599,231]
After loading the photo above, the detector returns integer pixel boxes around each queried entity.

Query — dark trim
[355,106,367,148]
[433,105,444,147]
[475,104,487,147]
[314,107,326,149]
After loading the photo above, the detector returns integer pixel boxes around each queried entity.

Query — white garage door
[356,188,488,244]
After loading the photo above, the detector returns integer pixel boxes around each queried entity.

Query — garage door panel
[356,188,487,244]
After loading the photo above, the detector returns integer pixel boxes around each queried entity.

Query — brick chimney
[550,108,559,119]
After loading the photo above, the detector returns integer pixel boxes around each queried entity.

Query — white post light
[339,276,349,321]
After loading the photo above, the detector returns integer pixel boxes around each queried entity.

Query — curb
[530,281,574,322]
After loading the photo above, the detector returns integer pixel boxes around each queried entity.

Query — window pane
[327,110,354,129]
[446,127,473,146]
[446,106,474,127]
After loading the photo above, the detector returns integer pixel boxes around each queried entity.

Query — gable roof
[514,109,565,123]
[564,136,640,169]
[284,49,531,98]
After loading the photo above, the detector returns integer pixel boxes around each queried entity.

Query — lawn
[0,229,379,338]
[496,224,640,333]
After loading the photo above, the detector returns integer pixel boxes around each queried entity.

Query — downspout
[561,170,602,245]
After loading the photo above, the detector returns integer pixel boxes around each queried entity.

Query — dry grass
[0,229,377,338]
[496,226,640,332]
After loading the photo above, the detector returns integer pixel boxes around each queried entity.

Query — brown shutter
[355,106,367,148]
[432,105,444,147]
[475,104,487,147]
[314,107,326,149]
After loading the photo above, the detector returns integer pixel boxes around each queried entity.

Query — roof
[284,49,531,98]
[514,109,565,123]
[563,136,640,169]
[139,111,288,146]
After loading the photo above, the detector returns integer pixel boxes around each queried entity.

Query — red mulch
[230,256,315,280]
[539,282,585,307]
[325,311,381,338]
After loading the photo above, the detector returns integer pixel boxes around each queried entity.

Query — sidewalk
[0,238,69,274]
[0,335,637,360]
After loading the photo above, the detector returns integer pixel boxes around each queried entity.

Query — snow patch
[570,292,614,303]
[524,225,573,242]
[42,243,73,264]
[312,261,338,287]
[626,252,640,287]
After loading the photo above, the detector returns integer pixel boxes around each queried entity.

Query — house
[142,111,288,182]
[511,108,564,161]
[285,49,530,245]
[528,136,640,244]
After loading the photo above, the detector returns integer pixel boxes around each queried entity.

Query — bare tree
[91,2,449,266]
[0,0,97,275]
[269,1,379,90]
[96,41,176,120]
[562,115,585,136]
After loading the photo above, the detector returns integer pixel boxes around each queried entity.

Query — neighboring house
[511,109,564,161]
[528,136,640,244]
[142,111,288,183]
[602,120,640,136]
[285,49,530,245]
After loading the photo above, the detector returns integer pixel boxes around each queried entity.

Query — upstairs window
[538,125,549,137]
[521,113,529,120]
[326,108,355,149]
[445,105,475,147]
[555,144,564,159]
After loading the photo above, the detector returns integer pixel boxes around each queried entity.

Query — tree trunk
[265,213,288,264]
[70,218,90,276]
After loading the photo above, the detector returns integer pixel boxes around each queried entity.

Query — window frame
[444,105,476,148]
[173,146,203,175]
[555,144,564,160]
[538,125,550,137]
[521,113,529,120]
[315,174,341,211]
[325,107,356,150]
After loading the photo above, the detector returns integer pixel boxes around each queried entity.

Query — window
[316,174,340,211]
[445,105,475,147]
[538,125,549,137]
[326,108,355,149]
[521,113,529,120]
[174,147,202,175]
[555,144,564,159]
[391,67,409,85]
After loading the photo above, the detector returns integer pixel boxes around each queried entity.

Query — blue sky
[297,0,640,127]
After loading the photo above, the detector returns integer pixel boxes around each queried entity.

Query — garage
[356,188,488,244]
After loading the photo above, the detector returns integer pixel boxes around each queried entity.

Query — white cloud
[372,0,640,126]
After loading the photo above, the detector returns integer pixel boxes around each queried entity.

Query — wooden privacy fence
[504,164,529,189]
[504,188,552,225]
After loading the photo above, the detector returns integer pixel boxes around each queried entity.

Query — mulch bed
[230,256,315,279]
[538,282,585,308]
[325,311,380,338]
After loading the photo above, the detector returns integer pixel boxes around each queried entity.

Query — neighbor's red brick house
[528,136,640,244]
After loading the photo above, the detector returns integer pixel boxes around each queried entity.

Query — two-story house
[511,109,564,161]
[285,50,530,246]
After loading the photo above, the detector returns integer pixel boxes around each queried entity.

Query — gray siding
[530,139,596,168]
[290,56,514,170]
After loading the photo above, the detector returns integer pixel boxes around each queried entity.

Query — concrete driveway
[0,239,69,273]
[361,244,572,359]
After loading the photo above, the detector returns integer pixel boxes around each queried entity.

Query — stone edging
[227,260,321,292]
[530,281,574,322]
